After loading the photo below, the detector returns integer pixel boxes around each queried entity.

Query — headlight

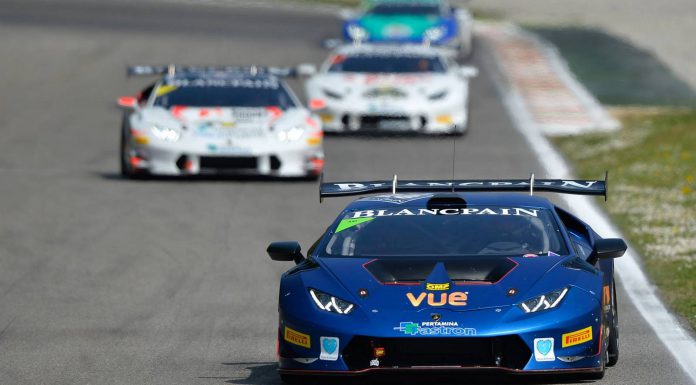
[309,288,355,315]
[323,88,343,100]
[428,89,449,100]
[424,26,447,42]
[347,25,369,41]
[151,125,181,142]
[519,287,569,313]
[276,126,305,142]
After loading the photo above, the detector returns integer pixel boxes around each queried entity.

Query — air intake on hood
[364,258,517,284]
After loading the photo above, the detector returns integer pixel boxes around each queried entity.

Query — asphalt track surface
[0,1,692,384]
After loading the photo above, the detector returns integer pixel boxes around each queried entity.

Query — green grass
[553,109,696,330]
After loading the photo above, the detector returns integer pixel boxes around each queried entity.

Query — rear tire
[608,281,620,366]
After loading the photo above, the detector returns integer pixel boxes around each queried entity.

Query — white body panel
[125,105,323,177]
[305,45,474,134]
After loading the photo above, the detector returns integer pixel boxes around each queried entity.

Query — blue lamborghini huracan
[268,177,626,383]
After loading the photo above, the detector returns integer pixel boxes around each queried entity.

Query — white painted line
[522,28,621,133]
[482,31,696,383]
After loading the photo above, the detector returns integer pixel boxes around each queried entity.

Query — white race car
[305,44,477,135]
[117,66,324,179]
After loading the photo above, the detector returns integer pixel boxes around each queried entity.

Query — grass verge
[553,109,696,330]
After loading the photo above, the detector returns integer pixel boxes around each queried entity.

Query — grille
[199,156,257,170]
[342,336,530,371]
[359,115,412,131]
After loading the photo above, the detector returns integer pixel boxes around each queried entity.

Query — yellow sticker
[284,326,311,349]
[425,283,450,291]
[155,85,178,97]
[562,326,593,348]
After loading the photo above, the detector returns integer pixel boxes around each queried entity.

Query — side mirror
[589,238,627,264]
[296,63,317,77]
[117,96,138,109]
[459,66,479,78]
[267,241,305,264]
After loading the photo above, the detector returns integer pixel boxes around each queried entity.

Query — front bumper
[316,105,467,135]
[129,137,323,177]
[277,294,604,374]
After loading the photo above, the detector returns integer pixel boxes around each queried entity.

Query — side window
[138,82,156,105]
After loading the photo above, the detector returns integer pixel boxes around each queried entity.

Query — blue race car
[342,0,473,56]
[268,176,625,382]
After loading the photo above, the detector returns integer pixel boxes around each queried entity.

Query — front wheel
[120,125,134,178]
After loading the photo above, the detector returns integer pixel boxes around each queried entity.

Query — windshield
[368,4,441,16]
[328,55,445,73]
[324,206,568,258]
[153,78,297,109]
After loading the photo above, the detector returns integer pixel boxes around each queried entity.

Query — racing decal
[319,337,339,361]
[335,217,375,233]
[603,285,611,314]
[562,326,593,348]
[425,283,450,291]
[350,207,539,219]
[394,321,476,336]
[534,338,555,362]
[406,292,467,307]
[284,327,311,349]
[155,85,178,97]
[359,193,433,205]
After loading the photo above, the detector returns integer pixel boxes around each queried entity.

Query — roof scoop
[426,193,467,209]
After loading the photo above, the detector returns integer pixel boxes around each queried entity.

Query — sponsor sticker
[284,327,310,349]
[534,338,555,362]
[320,337,339,361]
[335,217,374,233]
[603,285,611,314]
[562,326,593,348]
[350,207,539,219]
[394,321,476,336]
[426,283,450,291]
[406,292,467,307]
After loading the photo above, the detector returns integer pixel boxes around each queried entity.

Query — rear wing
[126,64,316,78]
[319,173,608,202]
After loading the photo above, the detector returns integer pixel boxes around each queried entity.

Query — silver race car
[117,66,324,179]
[305,44,477,135]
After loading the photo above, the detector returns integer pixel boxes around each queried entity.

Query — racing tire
[120,122,134,179]
[120,119,146,180]
[607,281,620,366]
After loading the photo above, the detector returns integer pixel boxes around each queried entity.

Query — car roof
[342,192,557,212]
